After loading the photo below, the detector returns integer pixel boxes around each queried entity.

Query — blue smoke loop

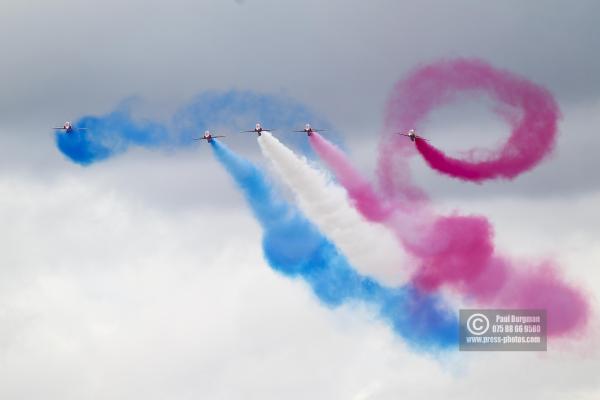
[55,91,335,165]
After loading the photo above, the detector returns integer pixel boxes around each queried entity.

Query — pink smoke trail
[309,132,589,337]
[309,132,394,221]
[382,58,559,182]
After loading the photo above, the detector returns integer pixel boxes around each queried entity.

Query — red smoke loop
[386,58,560,182]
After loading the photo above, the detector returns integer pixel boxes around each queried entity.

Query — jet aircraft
[53,121,87,134]
[292,123,326,136]
[194,130,225,143]
[241,123,273,136]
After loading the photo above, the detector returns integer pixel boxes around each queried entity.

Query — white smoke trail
[258,132,414,286]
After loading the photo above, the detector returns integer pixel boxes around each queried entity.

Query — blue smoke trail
[55,106,170,165]
[210,139,458,350]
[55,91,336,165]
[55,90,458,349]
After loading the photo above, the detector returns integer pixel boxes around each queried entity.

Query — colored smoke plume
[309,130,589,337]
[210,139,458,350]
[258,131,413,286]
[55,91,334,165]
[382,58,560,183]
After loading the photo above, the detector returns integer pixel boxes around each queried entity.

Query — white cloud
[0,159,599,399]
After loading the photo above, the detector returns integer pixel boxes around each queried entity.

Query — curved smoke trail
[55,91,335,165]
[55,104,170,165]
[53,90,461,350]
[309,131,589,337]
[257,132,413,286]
[209,139,458,350]
[382,58,559,183]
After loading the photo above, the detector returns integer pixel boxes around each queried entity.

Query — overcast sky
[1,1,599,399]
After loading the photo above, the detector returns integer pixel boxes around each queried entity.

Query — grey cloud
[1,0,599,127]
[1,0,599,199]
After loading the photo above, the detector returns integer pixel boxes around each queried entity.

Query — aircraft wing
[53,127,65,130]
[193,137,208,141]
[293,130,305,132]
[212,135,226,138]
[241,130,255,133]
